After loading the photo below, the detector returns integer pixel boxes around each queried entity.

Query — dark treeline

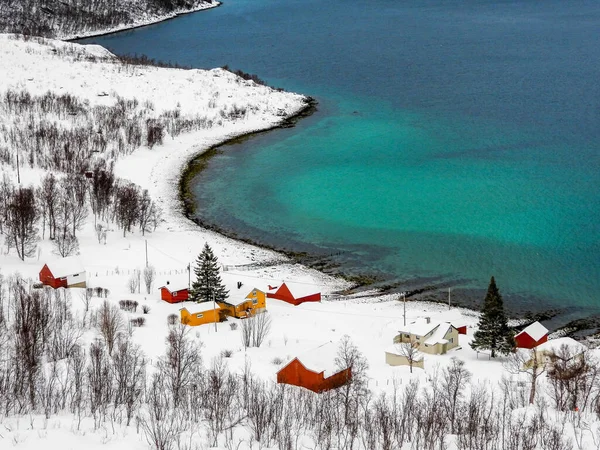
[0,277,596,449]
[0,160,161,260]
[0,0,215,38]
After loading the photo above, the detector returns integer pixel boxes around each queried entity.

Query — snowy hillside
[0,0,220,39]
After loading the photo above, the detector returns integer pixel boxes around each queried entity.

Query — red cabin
[515,321,549,349]
[159,285,189,304]
[267,282,321,306]
[39,257,86,289]
[276,342,350,393]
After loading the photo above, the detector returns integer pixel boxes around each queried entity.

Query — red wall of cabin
[277,359,351,393]
[39,264,66,289]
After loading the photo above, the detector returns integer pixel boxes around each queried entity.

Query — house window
[73,273,79,277]
[449,338,453,343]
[252,299,258,305]
[173,291,178,296]
[252,291,257,297]
[196,314,203,318]
[405,334,410,338]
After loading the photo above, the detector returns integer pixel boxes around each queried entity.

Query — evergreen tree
[470,276,515,358]
[190,243,229,303]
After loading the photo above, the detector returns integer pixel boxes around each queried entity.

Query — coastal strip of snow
[59,1,221,41]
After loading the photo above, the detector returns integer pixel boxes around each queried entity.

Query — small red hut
[276,342,350,393]
[267,282,321,306]
[515,321,549,349]
[159,284,189,304]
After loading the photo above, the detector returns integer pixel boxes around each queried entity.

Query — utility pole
[448,287,451,310]
[401,291,407,326]
[145,240,148,268]
[213,291,217,332]
[187,263,191,290]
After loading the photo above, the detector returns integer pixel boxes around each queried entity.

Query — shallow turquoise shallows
[83,0,600,318]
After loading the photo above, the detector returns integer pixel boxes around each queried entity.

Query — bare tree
[144,265,156,294]
[438,357,472,434]
[87,339,113,427]
[97,300,123,354]
[112,338,146,425]
[90,160,115,224]
[95,223,107,244]
[115,182,140,236]
[240,311,272,349]
[38,173,59,239]
[138,190,158,235]
[335,335,369,428]
[203,356,241,446]
[5,187,39,260]
[0,173,14,236]
[53,231,79,257]
[139,373,188,450]
[63,175,88,237]
[504,347,545,405]
[393,339,422,373]
[157,324,202,408]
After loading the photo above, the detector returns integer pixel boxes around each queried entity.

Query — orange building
[180,301,221,326]
[277,342,351,393]
[218,288,266,318]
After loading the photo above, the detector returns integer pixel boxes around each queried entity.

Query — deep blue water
[82,0,600,320]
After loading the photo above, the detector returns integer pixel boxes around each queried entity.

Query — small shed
[385,345,424,370]
[218,288,266,318]
[529,337,587,368]
[267,282,321,306]
[180,301,221,326]
[39,256,86,289]
[159,284,189,304]
[276,342,350,393]
[515,321,549,349]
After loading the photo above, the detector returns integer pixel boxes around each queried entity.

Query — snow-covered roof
[159,285,188,293]
[424,323,453,346]
[398,318,451,338]
[223,296,251,306]
[516,321,548,341]
[46,256,85,277]
[180,301,220,314]
[385,344,424,360]
[536,337,587,355]
[432,308,467,328]
[294,342,344,378]
[269,281,320,298]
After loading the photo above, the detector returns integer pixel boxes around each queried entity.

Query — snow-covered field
[0,34,599,450]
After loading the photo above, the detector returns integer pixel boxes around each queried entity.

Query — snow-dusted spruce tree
[470,276,515,358]
[190,243,229,303]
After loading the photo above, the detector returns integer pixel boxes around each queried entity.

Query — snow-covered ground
[0,34,598,450]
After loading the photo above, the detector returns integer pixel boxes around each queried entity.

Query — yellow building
[180,301,221,326]
[393,318,459,355]
[218,288,266,319]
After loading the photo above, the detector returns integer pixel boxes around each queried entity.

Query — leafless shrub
[167,314,179,326]
[272,356,283,365]
[229,322,237,330]
[221,349,233,358]
[131,317,146,327]
[142,305,151,314]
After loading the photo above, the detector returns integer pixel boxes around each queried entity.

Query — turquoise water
[83,0,600,317]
